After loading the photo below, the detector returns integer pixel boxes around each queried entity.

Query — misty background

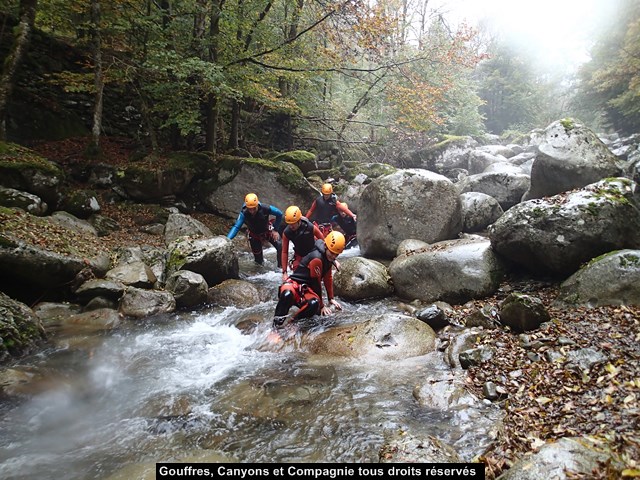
[434,0,636,136]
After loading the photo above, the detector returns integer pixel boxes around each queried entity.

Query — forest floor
[19,136,640,478]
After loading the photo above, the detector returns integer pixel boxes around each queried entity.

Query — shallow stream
[0,247,498,479]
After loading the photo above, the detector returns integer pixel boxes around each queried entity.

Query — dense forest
[1,0,639,159]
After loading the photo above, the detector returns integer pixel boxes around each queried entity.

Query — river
[0,246,499,479]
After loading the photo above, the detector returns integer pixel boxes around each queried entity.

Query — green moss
[433,135,468,150]
[167,151,216,175]
[591,180,631,206]
[619,253,640,268]
[0,141,63,175]
[167,247,188,272]
[531,207,545,217]
[585,250,621,268]
[343,163,396,182]
[272,150,316,165]
[560,118,576,131]
[582,202,601,216]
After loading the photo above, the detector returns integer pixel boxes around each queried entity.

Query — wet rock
[499,293,550,333]
[119,287,176,318]
[459,345,493,369]
[380,432,461,463]
[166,270,208,308]
[445,328,486,369]
[0,292,46,362]
[333,256,394,300]
[496,437,615,480]
[415,304,449,330]
[308,313,437,360]
[207,279,262,308]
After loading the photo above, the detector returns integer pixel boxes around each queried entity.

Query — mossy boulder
[118,151,216,202]
[272,150,317,176]
[556,249,640,307]
[0,292,46,363]
[0,142,65,208]
[405,135,478,174]
[342,162,396,182]
[197,155,317,218]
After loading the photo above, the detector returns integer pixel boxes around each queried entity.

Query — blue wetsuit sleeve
[227,211,245,239]
[270,205,283,232]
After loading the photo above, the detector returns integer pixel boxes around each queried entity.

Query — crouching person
[273,231,345,329]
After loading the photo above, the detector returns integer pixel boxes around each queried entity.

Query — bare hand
[329,298,342,311]
[321,306,332,316]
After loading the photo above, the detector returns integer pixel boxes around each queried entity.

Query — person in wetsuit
[331,201,357,248]
[280,205,325,282]
[227,193,282,267]
[273,231,346,328]
[305,183,356,235]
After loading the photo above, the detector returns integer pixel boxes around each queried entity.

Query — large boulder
[119,287,176,318]
[117,152,215,202]
[0,210,111,303]
[555,249,640,307]
[307,313,437,360]
[389,236,504,304]
[0,142,64,209]
[0,186,48,215]
[496,437,613,480]
[357,169,462,258]
[403,136,477,175]
[488,178,640,277]
[166,236,239,287]
[197,156,317,218]
[0,292,46,363]
[207,279,265,307]
[163,212,213,245]
[333,257,394,300]
[460,192,504,233]
[271,150,317,176]
[165,270,209,308]
[523,119,625,200]
[456,171,531,210]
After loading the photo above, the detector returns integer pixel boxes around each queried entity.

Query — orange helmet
[285,206,302,224]
[324,231,345,254]
[321,183,333,195]
[244,193,259,208]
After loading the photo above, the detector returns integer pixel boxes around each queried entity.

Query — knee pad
[279,289,294,302]
[295,298,319,320]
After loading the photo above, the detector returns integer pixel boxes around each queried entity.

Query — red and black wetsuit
[274,240,335,323]
[308,193,339,224]
[306,194,355,235]
[280,217,324,273]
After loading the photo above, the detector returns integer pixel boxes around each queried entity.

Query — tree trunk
[227,99,240,150]
[0,0,38,141]
[204,0,224,153]
[89,0,104,155]
[205,94,218,153]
